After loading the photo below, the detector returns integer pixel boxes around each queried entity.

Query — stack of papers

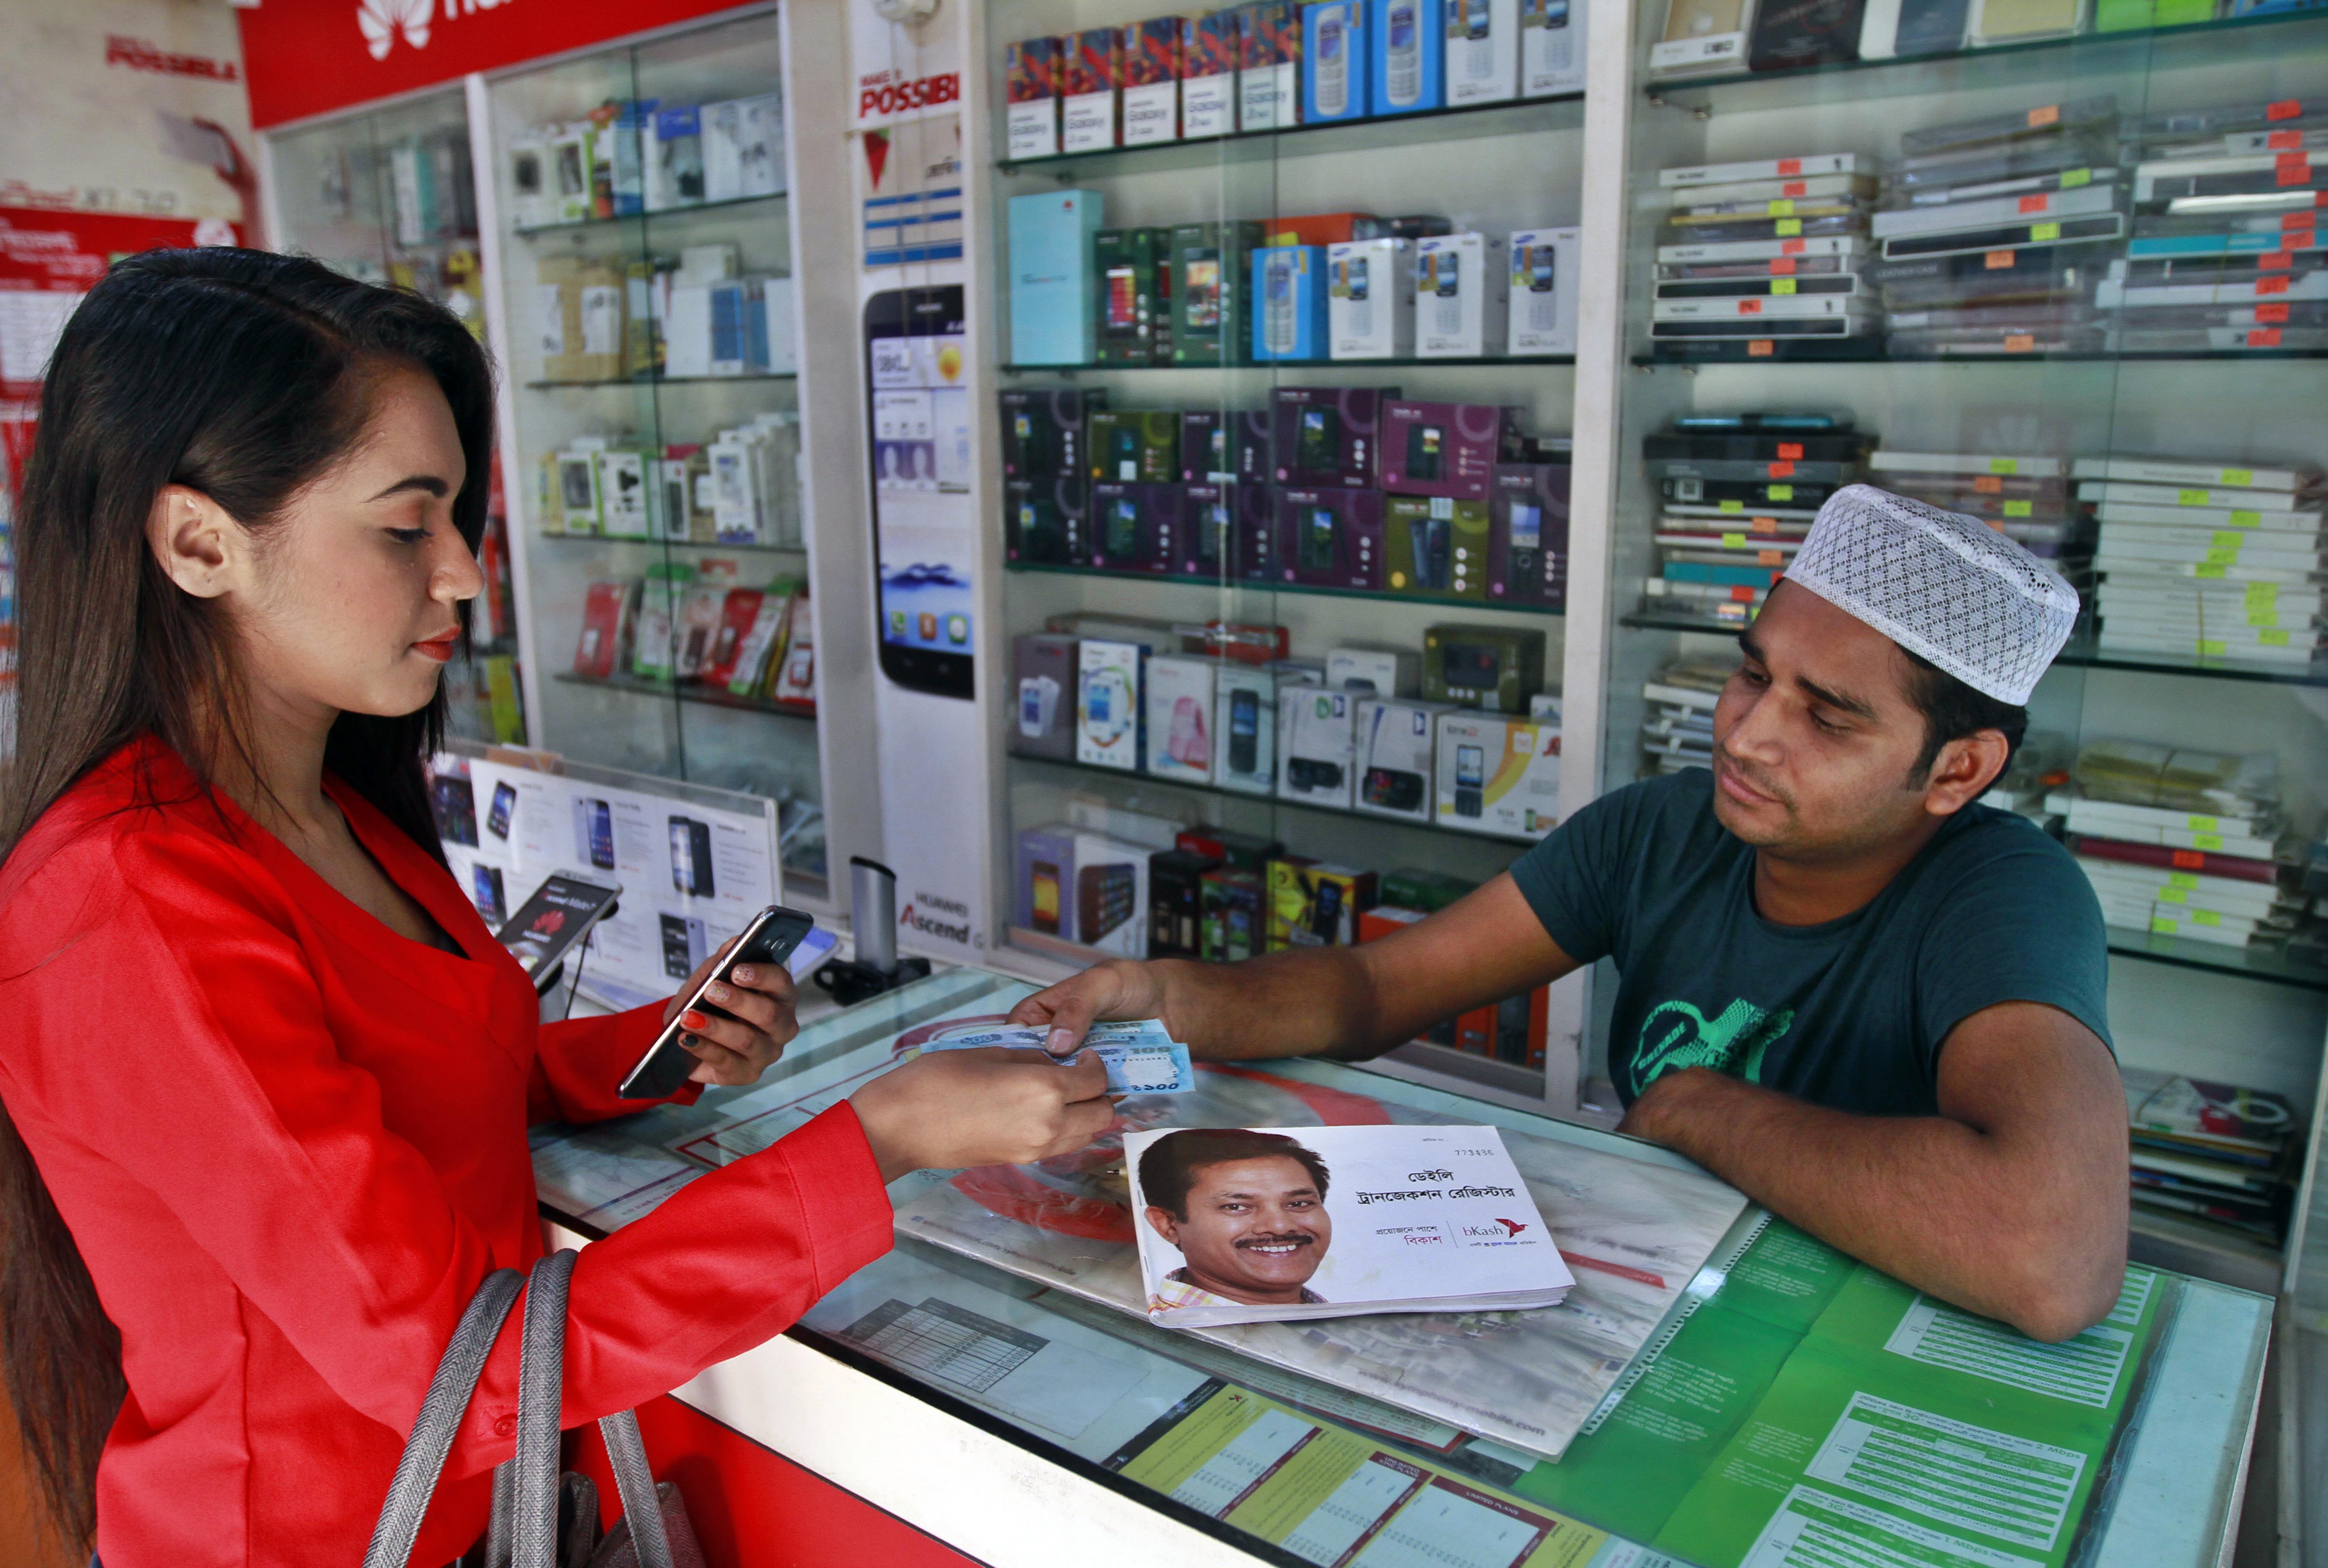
[2125,1068,2299,1243]
[1651,154,1878,347]
[1639,653,1730,774]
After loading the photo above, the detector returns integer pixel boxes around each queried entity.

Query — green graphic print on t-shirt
[1633,997,1797,1090]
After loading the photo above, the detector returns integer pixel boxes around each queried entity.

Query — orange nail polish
[681,1009,707,1030]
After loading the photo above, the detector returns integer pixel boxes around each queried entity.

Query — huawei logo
[357,0,432,60]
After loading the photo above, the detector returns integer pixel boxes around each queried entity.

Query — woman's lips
[413,632,459,664]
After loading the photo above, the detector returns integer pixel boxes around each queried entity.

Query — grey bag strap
[595,1410,678,1568]
[365,1267,526,1568]
[513,1248,578,1568]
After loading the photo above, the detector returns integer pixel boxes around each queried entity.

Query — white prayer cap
[1783,483,2078,707]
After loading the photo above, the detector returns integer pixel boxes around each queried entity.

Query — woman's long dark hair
[0,247,495,1546]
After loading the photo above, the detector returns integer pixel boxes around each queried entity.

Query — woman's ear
[146,484,241,599]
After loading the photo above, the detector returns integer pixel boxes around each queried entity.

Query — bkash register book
[1123,1123,1572,1328]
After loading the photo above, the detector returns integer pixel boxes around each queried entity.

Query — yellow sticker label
[2261,627,2291,645]
[2004,500,2033,517]
[2177,488,2210,504]
[1768,199,1797,216]
[2188,814,2220,831]
[2248,608,2282,627]
[2194,833,2224,849]
[2195,909,2222,927]
[2159,887,2188,903]
[2221,468,2254,486]
[1723,531,1748,546]
[1769,484,1794,500]
[2212,530,2245,547]
[2204,547,2241,565]
[2169,872,2199,889]
[2060,167,2092,188]
[2195,564,2227,578]
[1719,499,1744,512]
[2196,641,2227,657]
[2031,222,2062,241]
[1771,278,1798,294]
[1775,219,1803,236]
[1988,458,2019,474]
[2228,509,2261,527]
[2151,916,2179,934]
[2245,580,2279,603]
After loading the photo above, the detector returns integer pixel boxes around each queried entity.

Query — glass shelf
[539,532,806,554]
[1010,750,1544,848]
[553,670,817,722]
[997,93,1584,177]
[525,372,798,389]
[512,190,786,237]
[1634,347,2328,368]
[1003,355,1577,376]
[1010,560,1568,617]
[2105,925,2328,992]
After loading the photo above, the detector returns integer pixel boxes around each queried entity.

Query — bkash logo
[358,0,433,59]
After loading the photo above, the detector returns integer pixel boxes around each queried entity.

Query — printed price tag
[1768,460,1797,477]
[1758,549,1784,566]
[2277,157,2312,186]
[1738,299,1763,314]
[1774,220,1802,236]
[2255,303,2290,322]
[2194,833,2225,850]
[1769,483,1795,499]
[2256,274,2292,294]
[1777,442,1805,460]
[2169,872,2198,889]
[1782,180,1807,197]
[2150,915,2179,935]
[2028,104,2060,127]
[2283,209,2318,231]
[2004,333,2036,352]
[2269,130,2304,150]
[1769,257,1798,276]
[1767,198,1797,216]
[2204,546,2240,565]
[1777,157,1802,176]
[2246,580,2279,602]
[2031,222,2062,241]
[1771,278,1798,294]
[2159,887,2187,904]
[1748,338,1775,356]
[2195,564,2227,577]
[1989,458,2019,474]
[2221,468,2254,484]
[1719,498,1745,512]
[2004,500,2033,517]
[1781,237,1807,254]
[2187,814,2220,831]
[2177,488,2210,504]
[2194,910,2223,927]
[2260,251,2294,270]
[1984,249,2016,270]
[2060,167,2092,188]
[2260,627,2291,645]
[2268,98,2303,120]
[2171,850,2203,869]
[1751,514,1779,533]
[2018,194,2050,214]
[2249,607,2282,627]
[1722,531,1748,546]
[2230,509,2263,527]
[2213,529,2247,547]
[2249,328,2284,347]
[1974,475,2004,493]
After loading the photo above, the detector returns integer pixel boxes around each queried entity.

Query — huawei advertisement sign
[238,0,756,128]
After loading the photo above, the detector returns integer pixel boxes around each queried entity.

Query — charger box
[1179,824,1286,871]
[1328,238,1416,359]
[1380,400,1518,499]
[1180,11,1241,137]
[1326,645,1421,695]
[1087,409,1180,484]
[1370,0,1445,113]
[1090,482,1179,573]
[1357,696,1455,821]
[1008,189,1105,365]
[1278,685,1360,807]
[1146,654,1219,782]
[1435,713,1560,839]
[1507,227,1581,356]
[1200,867,1268,961]
[1149,848,1219,958]
[1445,0,1519,103]
[1005,37,1064,160]
[1488,462,1570,608]
[1077,638,1149,769]
[1240,1,1303,130]
[1251,245,1330,361]
[1273,385,1395,486]
[1520,0,1588,95]
[1267,858,1379,949]
[1303,0,1370,122]
[1416,233,1508,358]
[1385,495,1491,598]
[1424,622,1546,712]
[1095,227,1170,366]
[1172,222,1265,365]
[1012,632,1079,759]
[1213,660,1288,793]
[1063,26,1122,153]
[1121,18,1183,144]
[1277,487,1385,589]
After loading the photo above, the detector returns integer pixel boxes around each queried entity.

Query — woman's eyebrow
[366,475,451,502]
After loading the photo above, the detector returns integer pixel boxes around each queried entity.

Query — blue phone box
[1368,0,1445,115]
[1302,1,1370,122]
[1250,246,1330,361]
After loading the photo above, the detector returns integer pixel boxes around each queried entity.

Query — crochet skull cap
[1782,483,2079,707]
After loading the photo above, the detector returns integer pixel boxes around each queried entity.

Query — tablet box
[1240,0,1303,130]
[1213,660,1283,793]
[1149,848,1220,958]
[1121,17,1184,145]
[1087,409,1181,484]
[1173,221,1265,365]
[1303,0,1370,122]
[1328,238,1416,359]
[1417,233,1509,358]
[1380,400,1519,500]
[1435,712,1559,839]
[1005,478,1088,565]
[1357,696,1455,821]
[1146,654,1219,782]
[1488,462,1569,609]
[1235,481,1284,581]
[1017,825,1079,935]
[1424,622,1546,712]
[1078,637,1149,768]
[1005,37,1065,160]
[1267,857,1378,948]
[1070,833,1151,954]
[1179,484,1239,578]
[1278,684,1359,807]
[1009,189,1105,365]
[1012,632,1080,759]
[1090,483,1179,573]
[1180,10,1242,137]
[1385,495,1491,598]
[1521,0,1588,95]
[1063,25,1123,153]
[1508,226,1581,356]
[1252,245,1330,361]
[1326,644,1421,695]
[1200,867,1267,961]
[1096,227,1170,366]
[1179,823,1287,871]
[1273,385,1394,486]
[1446,0,1520,103]
[1277,487,1385,589]
[1370,0,1445,112]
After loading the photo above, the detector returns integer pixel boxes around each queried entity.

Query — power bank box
[1328,238,1417,359]
[1005,478,1088,564]
[1507,227,1582,355]
[1090,483,1179,573]
[1179,484,1240,578]
[1278,686,1360,807]
[1240,1,1303,131]
[1435,713,1560,838]
[1146,654,1220,782]
[1488,462,1570,608]
[1267,858,1378,947]
[1370,0,1445,113]
[1235,481,1284,581]
[1149,848,1219,959]
[1200,867,1267,961]
[1009,190,1105,365]
[1417,233,1509,357]
[1357,696,1455,821]
[1277,487,1386,588]
[1303,0,1370,122]
[1386,495,1491,597]
[1017,825,1078,936]
[1520,0,1587,95]
[1078,638,1149,769]
[1380,401,1519,499]
[1213,660,1283,793]
[1423,622,1547,712]
[1071,833,1151,955]
[1180,10,1241,138]
[1096,227,1172,366]
[1446,0,1520,103]
[1012,632,1080,759]
[1005,37,1065,160]
[1173,222,1265,365]
[1002,386,1098,483]
[1650,0,1755,75]
[1087,409,1181,483]
[1326,644,1422,695]
[1063,26,1123,154]
[1120,18,1184,145]
[1252,245,1330,361]
[1273,385,1395,486]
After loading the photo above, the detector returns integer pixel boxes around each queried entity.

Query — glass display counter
[533,967,2271,1568]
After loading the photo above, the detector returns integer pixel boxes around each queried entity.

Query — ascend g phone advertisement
[867,284,977,696]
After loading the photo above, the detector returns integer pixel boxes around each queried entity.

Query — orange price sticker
[1777,157,1802,176]
[2278,160,2312,187]
[1758,549,1784,566]
[2270,129,2304,150]
[1748,339,1774,357]
[2027,104,2060,127]
[2268,98,2303,120]
[1729,585,1755,602]
[1777,442,1804,460]
[2003,333,2036,353]
[2258,302,2291,323]
[1984,249,2016,270]
[2019,194,2051,214]
[1738,299,1764,315]
[1780,237,1807,254]
[1768,460,1797,478]
[2261,250,2294,270]
[1973,475,2004,494]
[2284,210,2318,231]
[1769,257,1798,276]
[2257,274,2292,295]
[1783,180,1807,197]
[2250,327,2284,348]
[1750,514,1778,533]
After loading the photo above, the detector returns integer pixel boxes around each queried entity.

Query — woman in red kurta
[0,250,1111,1568]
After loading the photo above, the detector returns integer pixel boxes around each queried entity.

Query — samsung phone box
[1326,645,1422,695]
[1488,463,1570,608]
[1370,0,1446,113]
[1180,11,1241,137]
[1088,409,1180,483]
[1008,190,1105,365]
[1507,227,1581,356]
[1386,495,1491,598]
[1304,0,1370,122]
[1357,696,1456,821]
[1090,482,1178,573]
[1120,17,1183,145]
[1424,622,1546,711]
[1328,238,1416,359]
[1240,1,1303,130]
[1063,26,1123,153]
[1214,661,1285,793]
[1145,654,1219,782]
[1252,245,1330,361]
[1417,233,1508,357]
[1445,0,1520,103]
[1273,385,1395,486]
[1435,713,1560,838]
[1520,0,1589,94]
[1173,222,1265,365]
[1380,400,1518,499]
[1279,685,1360,807]
[1078,638,1149,768]
[1005,37,1065,160]
[1277,487,1386,589]
[1012,632,1079,759]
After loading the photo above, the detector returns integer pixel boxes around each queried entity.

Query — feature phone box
[617,905,818,1100]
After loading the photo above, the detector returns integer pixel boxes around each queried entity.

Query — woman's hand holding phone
[850,1048,1117,1183]
[660,937,800,1086]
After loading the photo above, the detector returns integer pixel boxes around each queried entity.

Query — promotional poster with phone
[916,1018,1197,1095]
[618,905,823,1100]
[494,872,623,982]
[867,285,977,697]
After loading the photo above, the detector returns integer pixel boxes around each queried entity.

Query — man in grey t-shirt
[1014,487,2128,1343]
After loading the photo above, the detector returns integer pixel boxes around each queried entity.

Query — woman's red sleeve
[531,1006,705,1124]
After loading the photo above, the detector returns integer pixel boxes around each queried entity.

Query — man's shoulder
[1907,802,2104,937]
[1925,801,2086,885]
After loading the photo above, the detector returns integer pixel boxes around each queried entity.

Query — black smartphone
[866,285,973,699]
[668,815,715,897]
[486,780,516,840]
[1228,688,1261,773]
[1309,879,1345,941]
[617,905,818,1100]
[494,872,621,988]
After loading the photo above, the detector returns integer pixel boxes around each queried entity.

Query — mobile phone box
[1267,857,1378,947]
[1012,632,1081,760]
[1325,645,1421,696]
[1327,238,1416,359]
[1445,0,1520,104]
[1520,0,1588,95]
[1239,0,1304,130]
[1008,189,1106,366]
[1276,487,1386,589]
[1488,462,1570,609]
[1213,661,1283,794]
[1087,408,1181,483]
[1089,483,1178,574]
[1267,211,1385,247]
[1004,477,1088,566]
[1380,400,1520,499]
[1250,245,1331,362]
[1149,848,1220,959]
[1385,495,1491,597]
[1179,483,1240,578]
[1002,386,1098,481]
[1272,384,1396,487]
[1278,686,1360,808]
[1369,0,1446,113]
[1183,407,1273,480]
[1062,25,1123,153]
[1356,696,1456,822]
[1016,824,1081,934]
[1145,655,1220,783]
[1005,37,1065,161]
[1434,713,1559,838]
[1120,17,1183,145]
[1416,232,1509,358]
[1233,481,1284,581]
[1076,638,1150,769]
[1303,0,1371,122]
[1506,226,1581,356]
[1171,222,1266,366]
[1180,823,1288,870]
[1200,866,1268,961]
[1180,11,1242,138]
[1067,833,1151,955]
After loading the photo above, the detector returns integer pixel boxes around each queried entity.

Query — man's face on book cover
[1146,1154,1333,1303]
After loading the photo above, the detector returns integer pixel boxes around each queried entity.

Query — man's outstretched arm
[1007,872,1581,1062]
[1621,1000,2127,1342]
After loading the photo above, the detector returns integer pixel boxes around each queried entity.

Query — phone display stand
[813,856,934,1006]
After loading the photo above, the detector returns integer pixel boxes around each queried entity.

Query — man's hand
[850,1047,1118,1182]
[1006,960,1169,1056]
[660,938,798,1087]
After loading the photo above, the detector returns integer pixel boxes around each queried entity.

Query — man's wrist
[1622,1066,1722,1142]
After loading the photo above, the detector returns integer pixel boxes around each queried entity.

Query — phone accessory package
[1357,696,1457,822]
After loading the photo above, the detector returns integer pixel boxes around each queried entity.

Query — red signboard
[238,0,759,129]
[0,209,242,392]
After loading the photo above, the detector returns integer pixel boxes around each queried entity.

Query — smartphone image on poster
[572,797,615,871]
[471,863,506,926]
[659,912,709,979]
[866,286,974,698]
[668,815,715,897]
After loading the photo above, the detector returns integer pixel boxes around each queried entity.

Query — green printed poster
[1710,1220,1857,1336]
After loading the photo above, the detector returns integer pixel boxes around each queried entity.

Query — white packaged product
[1145,656,1219,783]
[1446,0,1519,104]
[1417,233,1508,359]
[707,439,756,543]
[1437,712,1560,838]
[596,450,649,535]
[703,93,786,201]
[1507,228,1581,355]
[1329,238,1416,360]
[550,124,592,222]
[1278,685,1359,807]
[1213,662,1287,794]
[1356,697,1453,822]
[1078,639,1148,769]
[553,439,605,533]
[507,133,551,230]
[1326,645,1421,696]
[1520,0,1587,97]
[757,274,799,374]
